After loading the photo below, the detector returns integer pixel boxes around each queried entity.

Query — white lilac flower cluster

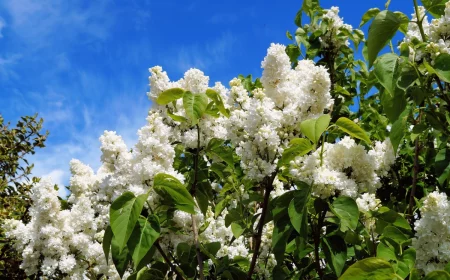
[289,137,395,198]
[413,190,450,274]
[227,43,332,181]
[404,2,450,62]
[308,6,355,51]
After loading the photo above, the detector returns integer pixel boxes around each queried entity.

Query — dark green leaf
[331,196,359,232]
[422,0,447,17]
[111,234,131,277]
[128,216,160,269]
[153,173,196,214]
[103,225,113,265]
[374,53,400,96]
[110,192,148,253]
[288,181,311,233]
[390,107,409,155]
[434,53,450,83]
[322,235,347,276]
[367,11,402,67]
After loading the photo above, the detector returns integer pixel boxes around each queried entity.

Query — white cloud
[1,0,115,48]
[0,17,5,38]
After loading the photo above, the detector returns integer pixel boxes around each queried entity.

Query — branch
[190,124,205,280]
[155,241,186,280]
[247,173,276,279]
[408,110,422,223]
[413,0,427,42]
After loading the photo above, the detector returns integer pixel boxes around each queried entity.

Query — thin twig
[247,173,276,279]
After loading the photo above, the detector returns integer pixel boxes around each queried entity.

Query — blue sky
[0,0,413,195]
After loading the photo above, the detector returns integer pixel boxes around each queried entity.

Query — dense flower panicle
[290,137,396,198]
[413,190,450,274]
[308,6,356,50]
[404,3,450,62]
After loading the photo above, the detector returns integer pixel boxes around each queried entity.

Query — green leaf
[390,107,409,155]
[382,226,408,245]
[294,9,302,27]
[205,89,229,117]
[288,181,311,233]
[156,88,185,105]
[322,236,347,277]
[272,216,293,264]
[110,192,148,253]
[424,271,450,280]
[206,138,234,167]
[434,53,450,83]
[331,196,359,232]
[127,216,160,269]
[153,173,196,214]
[381,87,407,123]
[422,0,447,17]
[103,225,113,265]
[300,114,331,144]
[374,53,400,96]
[335,117,371,144]
[435,148,450,186]
[367,10,402,67]
[339,257,396,280]
[376,242,397,262]
[279,138,313,166]
[183,92,208,125]
[167,112,187,123]
[231,222,245,239]
[111,234,131,277]
[360,8,381,27]
[286,44,300,64]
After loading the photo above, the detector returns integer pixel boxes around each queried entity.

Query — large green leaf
[103,225,113,265]
[381,87,407,123]
[390,107,409,155]
[153,173,196,214]
[339,257,396,280]
[111,234,131,277]
[367,10,402,67]
[156,88,185,105]
[322,235,347,277]
[127,215,160,269]
[434,53,450,83]
[272,216,293,263]
[422,0,447,17]
[335,117,371,144]
[279,138,313,166]
[424,271,450,280]
[288,181,311,233]
[300,114,331,144]
[110,192,148,253]
[183,92,208,125]
[374,53,400,96]
[331,196,359,232]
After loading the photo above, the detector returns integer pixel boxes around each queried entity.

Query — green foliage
[0,114,48,278]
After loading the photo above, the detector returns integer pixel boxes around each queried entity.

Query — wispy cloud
[170,32,236,73]
[1,0,115,48]
[0,17,5,38]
